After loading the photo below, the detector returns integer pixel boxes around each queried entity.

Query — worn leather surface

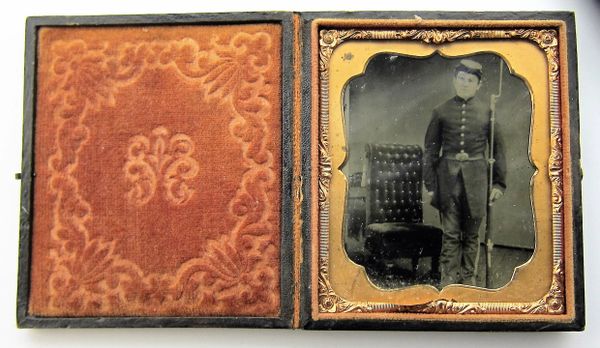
[29,24,282,317]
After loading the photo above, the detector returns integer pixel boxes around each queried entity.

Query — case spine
[292,11,304,329]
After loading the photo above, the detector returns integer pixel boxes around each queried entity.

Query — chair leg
[411,257,419,279]
[431,256,440,282]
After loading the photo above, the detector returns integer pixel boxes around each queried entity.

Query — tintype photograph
[313,16,580,329]
[342,53,535,290]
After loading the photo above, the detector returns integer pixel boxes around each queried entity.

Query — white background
[1,1,597,347]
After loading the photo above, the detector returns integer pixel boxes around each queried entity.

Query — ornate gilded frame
[307,15,583,330]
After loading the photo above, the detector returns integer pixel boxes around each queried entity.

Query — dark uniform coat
[423,96,506,218]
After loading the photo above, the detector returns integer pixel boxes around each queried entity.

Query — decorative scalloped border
[317,28,565,315]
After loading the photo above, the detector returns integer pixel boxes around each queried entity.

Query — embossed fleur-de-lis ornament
[124,126,200,206]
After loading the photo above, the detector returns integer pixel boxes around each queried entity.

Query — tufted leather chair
[364,144,442,282]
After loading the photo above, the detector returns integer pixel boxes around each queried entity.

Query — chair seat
[365,222,442,259]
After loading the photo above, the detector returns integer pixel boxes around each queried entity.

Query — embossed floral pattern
[34,28,280,316]
[124,127,199,206]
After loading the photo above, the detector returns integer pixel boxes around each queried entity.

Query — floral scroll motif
[42,32,279,316]
[318,28,565,315]
[124,127,200,206]
[318,258,372,313]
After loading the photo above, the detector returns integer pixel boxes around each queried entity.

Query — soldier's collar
[453,95,475,103]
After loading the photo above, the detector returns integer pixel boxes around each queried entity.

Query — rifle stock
[485,199,494,288]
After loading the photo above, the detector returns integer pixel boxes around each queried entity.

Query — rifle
[485,61,503,288]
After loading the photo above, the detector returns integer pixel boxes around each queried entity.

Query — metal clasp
[455,153,469,161]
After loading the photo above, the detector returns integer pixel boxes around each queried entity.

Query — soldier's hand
[489,188,504,204]
[490,94,499,112]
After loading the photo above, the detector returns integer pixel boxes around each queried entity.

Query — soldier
[423,59,506,287]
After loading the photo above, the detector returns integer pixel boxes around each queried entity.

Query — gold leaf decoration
[317,28,565,315]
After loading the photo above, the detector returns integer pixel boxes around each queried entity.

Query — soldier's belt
[443,152,485,161]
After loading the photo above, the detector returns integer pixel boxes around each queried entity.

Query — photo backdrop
[343,53,535,249]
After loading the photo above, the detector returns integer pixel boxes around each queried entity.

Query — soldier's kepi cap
[455,59,483,80]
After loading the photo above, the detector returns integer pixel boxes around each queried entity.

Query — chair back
[364,144,424,225]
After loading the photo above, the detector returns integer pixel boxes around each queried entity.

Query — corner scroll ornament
[317,28,565,315]
[318,258,372,313]
[509,260,565,314]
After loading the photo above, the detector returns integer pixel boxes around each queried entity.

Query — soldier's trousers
[439,171,483,287]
